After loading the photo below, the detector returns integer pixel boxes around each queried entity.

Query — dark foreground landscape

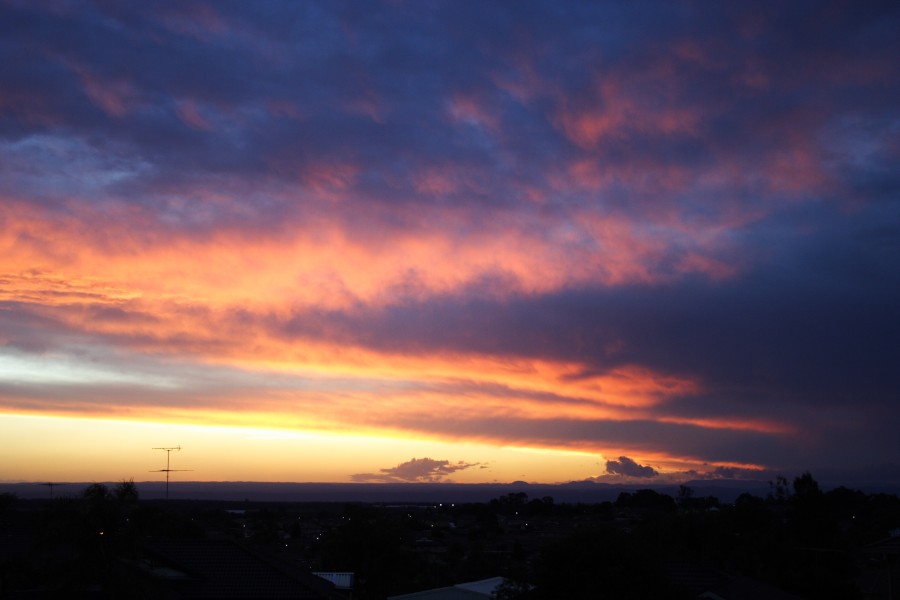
[1,473,899,599]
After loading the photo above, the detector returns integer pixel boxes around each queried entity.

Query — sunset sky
[1,1,898,486]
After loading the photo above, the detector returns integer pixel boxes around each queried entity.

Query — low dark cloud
[606,456,658,478]
[351,457,480,483]
[708,466,769,480]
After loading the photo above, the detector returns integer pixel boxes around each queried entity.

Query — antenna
[40,482,65,499]
[151,446,192,499]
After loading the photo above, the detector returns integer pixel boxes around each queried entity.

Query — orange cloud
[0,185,786,472]
[0,183,742,319]
[656,416,794,435]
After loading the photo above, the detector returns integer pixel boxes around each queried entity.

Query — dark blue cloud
[3,0,895,216]
[606,456,658,478]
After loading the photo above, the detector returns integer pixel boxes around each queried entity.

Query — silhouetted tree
[788,472,833,545]
[115,478,139,506]
[768,475,790,504]
[525,496,554,516]
[615,489,676,514]
[491,492,529,514]
[677,484,694,506]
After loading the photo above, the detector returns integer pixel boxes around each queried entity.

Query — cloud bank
[0,0,898,481]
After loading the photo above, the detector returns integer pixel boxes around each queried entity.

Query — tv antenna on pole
[151,446,192,499]
[40,482,65,499]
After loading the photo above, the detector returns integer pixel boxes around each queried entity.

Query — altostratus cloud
[352,457,480,483]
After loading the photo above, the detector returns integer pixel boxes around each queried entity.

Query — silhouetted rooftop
[141,538,338,599]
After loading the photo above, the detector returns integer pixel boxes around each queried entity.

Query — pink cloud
[351,457,480,483]
[77,69,138,118]
[175,99,214,130]
[553,72,702,150]
[447,93,501,132]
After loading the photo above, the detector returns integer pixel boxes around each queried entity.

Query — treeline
[312,473,899,599]
[0,480,204,597]
[520,473,900,599]
[0,473,898,599]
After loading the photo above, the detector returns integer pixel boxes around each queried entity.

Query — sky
[1,0,898,486]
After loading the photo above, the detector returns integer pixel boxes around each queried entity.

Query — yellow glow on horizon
[0,413,606,484]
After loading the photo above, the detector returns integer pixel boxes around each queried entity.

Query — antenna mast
[151,446,192,499]
[40,482,65,499]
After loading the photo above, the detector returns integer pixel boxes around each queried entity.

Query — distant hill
[3,479,898,503]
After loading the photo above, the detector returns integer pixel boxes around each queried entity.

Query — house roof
[864,534,900,556]
[387,576,505,600]
[141,538,337,599]
[453,577,506,595]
